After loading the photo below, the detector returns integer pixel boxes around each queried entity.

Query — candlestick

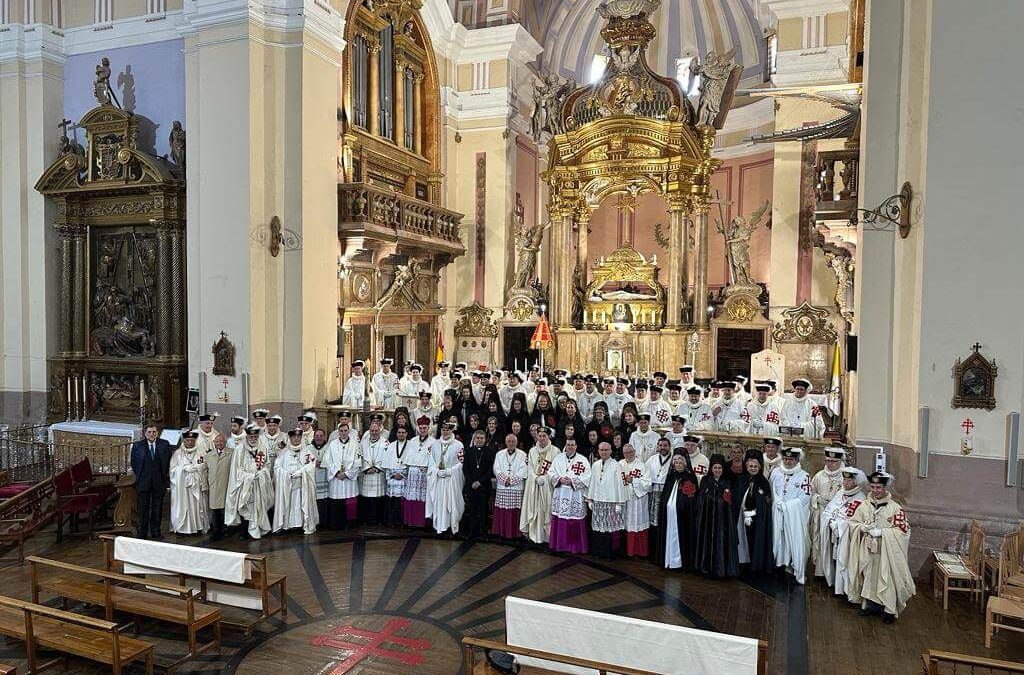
[80,375,87,420]
[139,379,146,408]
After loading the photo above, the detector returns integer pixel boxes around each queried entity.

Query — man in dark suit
[131,424,172,539]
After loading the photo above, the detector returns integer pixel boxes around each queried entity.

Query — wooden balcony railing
[815,148,859,222]
[338,182,464,247]
[922,650,1024,675]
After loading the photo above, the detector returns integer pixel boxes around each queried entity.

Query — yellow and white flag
[827,340,842,415]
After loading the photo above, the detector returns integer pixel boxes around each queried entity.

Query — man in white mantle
[169,430,209,535]
[428,422,465,535]
[770,446,811,584]
[225,424,275,539]
[273,428,319,535]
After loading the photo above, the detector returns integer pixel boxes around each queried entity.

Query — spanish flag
[435,327,445,366]
[827,339,842,416]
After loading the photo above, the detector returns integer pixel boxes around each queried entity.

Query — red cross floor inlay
[310,617,432,675]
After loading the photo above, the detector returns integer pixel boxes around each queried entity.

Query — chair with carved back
[54,469,103,543]
[932,520,985,611]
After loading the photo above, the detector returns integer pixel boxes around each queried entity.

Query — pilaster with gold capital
[368,40,381,136]
[690,199,711,329]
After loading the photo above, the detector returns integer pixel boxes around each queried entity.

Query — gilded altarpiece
[535,0,740,377]
[36,104,187,426]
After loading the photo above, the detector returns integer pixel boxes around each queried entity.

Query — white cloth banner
[504,597,759,675]
[115,536,251,583]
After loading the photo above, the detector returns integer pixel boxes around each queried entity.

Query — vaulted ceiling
[449,0,766,85]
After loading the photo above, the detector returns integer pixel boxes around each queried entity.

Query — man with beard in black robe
[694,454,739,578]
[736,449,774,573]
[461,429,495,539]
[654,451,700,571]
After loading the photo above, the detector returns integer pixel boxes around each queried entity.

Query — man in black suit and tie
[131,424,172,539]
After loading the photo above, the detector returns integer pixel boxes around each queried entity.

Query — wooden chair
[0,593,153,674]
[923,650,1024,674]
[986,559,1024,648]
[932,520,985,610]
[69,457,117,503]
[54,468,103,542]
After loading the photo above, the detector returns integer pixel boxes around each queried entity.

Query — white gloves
[869,528,882,538]
[743,509,756,527]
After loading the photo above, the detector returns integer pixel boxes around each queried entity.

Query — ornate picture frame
[952,344,997,410]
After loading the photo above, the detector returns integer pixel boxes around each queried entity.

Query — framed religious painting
[952,344,997,410]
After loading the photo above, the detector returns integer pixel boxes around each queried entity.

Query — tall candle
[139,379,146,408]
[71,376,77,405]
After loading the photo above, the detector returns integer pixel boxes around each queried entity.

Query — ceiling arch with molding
[448,0,766,84]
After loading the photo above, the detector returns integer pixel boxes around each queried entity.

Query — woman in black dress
[389,407,415,442]
[557,399,586,445]
[654,452,700,571]
[531,391,559,430]
[735,450,774,573]
[586,402,616,444]
[694,454,739,578]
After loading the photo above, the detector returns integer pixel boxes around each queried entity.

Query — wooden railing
[922,650,1024,674]
[462,636,768,675]
[338,181,463,245]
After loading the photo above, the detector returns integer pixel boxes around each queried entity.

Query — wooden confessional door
[715,327,764,382]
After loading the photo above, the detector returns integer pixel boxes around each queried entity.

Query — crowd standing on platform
[160,359,915,624]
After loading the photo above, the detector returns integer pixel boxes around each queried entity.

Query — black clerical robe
[654,468,699,571]
[694,475,739,578]
[461,444,495,539]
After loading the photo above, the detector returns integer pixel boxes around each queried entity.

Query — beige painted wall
[0,54,64,417]
[825,11,848,46]
[778,17,803,51]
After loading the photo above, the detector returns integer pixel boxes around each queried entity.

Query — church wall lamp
[848,181,913,238]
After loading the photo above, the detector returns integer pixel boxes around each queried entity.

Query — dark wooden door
[384,334,406,370]
[503,326,538,371]
[716,328,764,381]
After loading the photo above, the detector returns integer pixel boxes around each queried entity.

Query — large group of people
[156,359,915,625]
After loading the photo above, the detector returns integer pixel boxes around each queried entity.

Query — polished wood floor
[0,519,1020,675]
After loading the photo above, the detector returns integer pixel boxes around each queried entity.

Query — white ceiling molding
[762,0,849,20]
[0,23,65,64]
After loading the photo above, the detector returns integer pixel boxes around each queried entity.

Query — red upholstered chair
[54,469,102,542]
[69,457,116,502]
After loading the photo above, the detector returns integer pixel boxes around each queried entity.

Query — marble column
[551,211,574,328]
[691,205,710,329]
[368,42,381,136]
[666,195,687,328]
[576,212,589,284]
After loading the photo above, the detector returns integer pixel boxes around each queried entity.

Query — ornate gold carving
[353,273,372,303]
[772,302,838,343]
[825,251,855,324]
[952,344,997,411]
[505,291,536,322]
[454,302,499,338]
[726,296,759,323]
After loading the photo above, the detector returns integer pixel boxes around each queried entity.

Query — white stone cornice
[61,11,186,54]
[180,0,345,52]
[0,24,65,65]
[442,85,515,122]
[772,44,847,87]
[762,0,849,20]
[719,97,775,135]
[452,23,542,66]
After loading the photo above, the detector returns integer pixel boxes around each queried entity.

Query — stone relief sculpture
[512,220,549,290]
[169,121,186,173]
[93,57,120,108]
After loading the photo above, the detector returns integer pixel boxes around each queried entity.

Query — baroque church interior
[0,0,1023,674]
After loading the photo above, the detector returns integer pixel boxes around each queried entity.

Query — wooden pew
[99,533,287,634]
[0,476,55,564]
[0,594,153,675]
[0,664,15,674]
[27,556,221,664]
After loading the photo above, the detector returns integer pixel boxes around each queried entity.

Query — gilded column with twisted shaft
[153,219,173,358]
[168,223,186,359]
[71,227,87,356]
[665,194,688,328]
[57,226,76,356]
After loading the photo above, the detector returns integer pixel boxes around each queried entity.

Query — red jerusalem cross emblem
[310,617,431,674]
[571,462,586,476]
